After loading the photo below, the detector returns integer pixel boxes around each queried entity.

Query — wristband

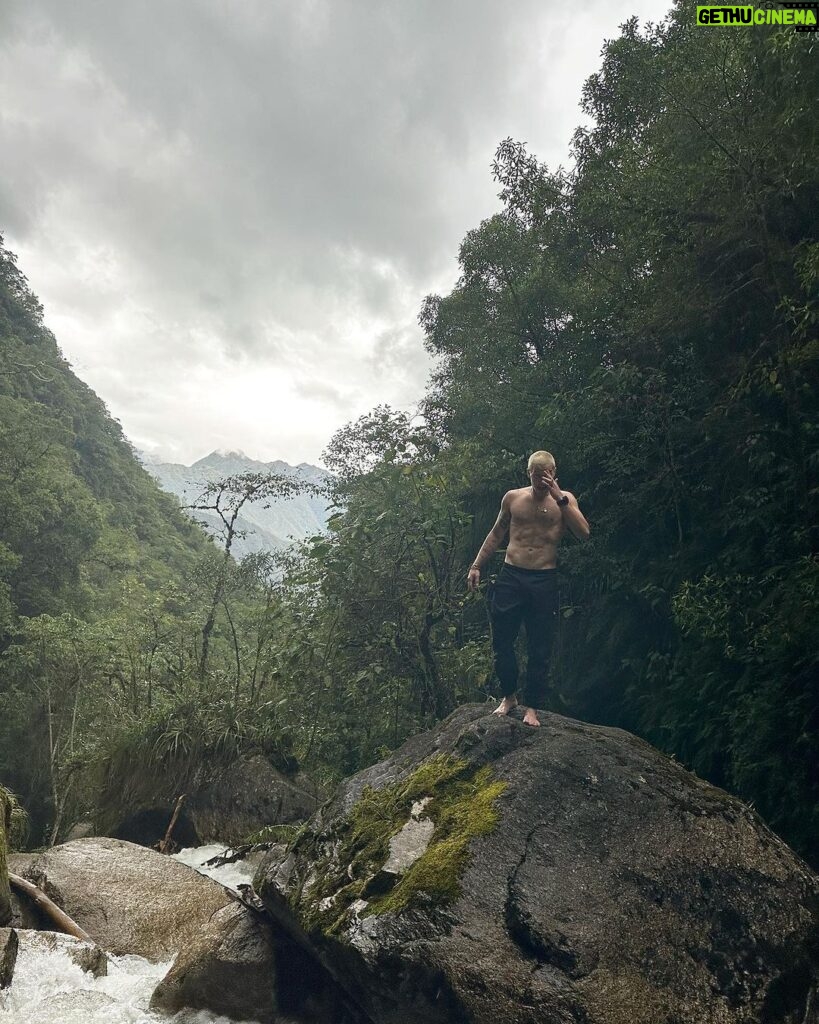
[556,494,569,507]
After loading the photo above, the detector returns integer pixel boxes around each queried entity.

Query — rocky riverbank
[2,705,818,1023]
[4,837,355,1023]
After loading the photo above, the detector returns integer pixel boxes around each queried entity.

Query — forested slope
[0,242,297,843]
[0,243,208,623]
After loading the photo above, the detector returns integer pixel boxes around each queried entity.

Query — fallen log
[9,872,93,943]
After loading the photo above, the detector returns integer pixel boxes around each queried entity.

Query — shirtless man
[467,451,590,727]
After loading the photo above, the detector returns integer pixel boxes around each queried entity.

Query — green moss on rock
[368,764,505,915]
[295,755,506,936]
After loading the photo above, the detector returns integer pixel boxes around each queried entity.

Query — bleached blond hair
[527,450,556,472]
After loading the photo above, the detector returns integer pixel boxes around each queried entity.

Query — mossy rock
[257,704,819,1024]
[292,754,506,936]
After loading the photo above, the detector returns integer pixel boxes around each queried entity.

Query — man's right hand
[467,566,480,592]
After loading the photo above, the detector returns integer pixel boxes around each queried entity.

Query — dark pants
[490,563,559,709]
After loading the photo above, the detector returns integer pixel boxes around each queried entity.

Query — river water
[0,845,260,1024]
[173,843,257,892]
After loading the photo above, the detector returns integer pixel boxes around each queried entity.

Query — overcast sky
[1,0,672,467]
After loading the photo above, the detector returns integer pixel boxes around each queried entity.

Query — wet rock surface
[0,927,18,989]
[9,837,231,960]
[187,755,326,846]
[150,902,279,1022]
[150,898,367,1024]
[7,887,48,931]
[258,703,819,1024]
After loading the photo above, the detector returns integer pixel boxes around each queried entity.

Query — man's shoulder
[504,487,530,504]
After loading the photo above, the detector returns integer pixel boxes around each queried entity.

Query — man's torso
[504,487,565,570]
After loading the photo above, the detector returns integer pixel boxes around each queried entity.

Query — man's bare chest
[509,495,563,532]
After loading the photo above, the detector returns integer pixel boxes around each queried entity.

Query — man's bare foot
[521,706,541,727]
[492,696,518,716]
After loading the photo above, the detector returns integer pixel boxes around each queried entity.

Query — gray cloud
[0,0,672,464]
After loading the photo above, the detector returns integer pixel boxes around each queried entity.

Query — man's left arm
[543,470,590,540]
[558,491,590,541]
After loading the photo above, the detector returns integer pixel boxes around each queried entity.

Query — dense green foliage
[0,1,816,867]
[0,245,300,842]
[271,5,818,864]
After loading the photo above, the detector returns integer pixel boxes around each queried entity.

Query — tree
[187,471,306,681]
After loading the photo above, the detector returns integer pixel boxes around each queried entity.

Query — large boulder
[151,901,368,1024]
[149,902,279,1022]
[187,755,326,846]
[150,899,366,1024]
[110,755,325,848]
[9,837,231,960]
[257,704,819,1024]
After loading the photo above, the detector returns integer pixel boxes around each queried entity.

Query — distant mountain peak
[213,447,249,459]
[144,452,331,559]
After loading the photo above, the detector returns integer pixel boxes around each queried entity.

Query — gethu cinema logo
[696,5,818,25]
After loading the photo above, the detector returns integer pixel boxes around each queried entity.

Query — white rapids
[172,844,257,892]
[0,845,263,1024]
